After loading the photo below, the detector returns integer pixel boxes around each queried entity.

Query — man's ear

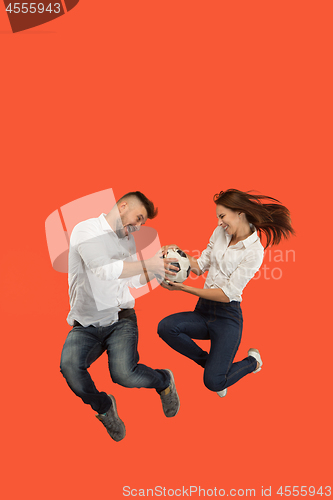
[118,201,128,214]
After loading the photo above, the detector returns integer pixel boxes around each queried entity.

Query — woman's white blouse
[197,224,264,302]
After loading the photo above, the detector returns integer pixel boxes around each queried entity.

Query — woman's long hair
[214,189,295,248]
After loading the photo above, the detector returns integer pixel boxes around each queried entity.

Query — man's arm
[138,269,156,286]
[119,251,179,280]
[73,226,178,282]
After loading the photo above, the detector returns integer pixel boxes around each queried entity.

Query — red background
[1,1,332,499]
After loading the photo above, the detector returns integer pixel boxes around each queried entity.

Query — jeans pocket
[227,304,242,323]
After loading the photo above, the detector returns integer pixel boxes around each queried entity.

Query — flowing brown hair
[214,189,295,248]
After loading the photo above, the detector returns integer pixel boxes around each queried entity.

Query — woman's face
[216,204,240,236]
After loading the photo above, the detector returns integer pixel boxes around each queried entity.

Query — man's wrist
[145,258,153,273]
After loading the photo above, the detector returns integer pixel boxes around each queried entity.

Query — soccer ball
[164,249,191,283]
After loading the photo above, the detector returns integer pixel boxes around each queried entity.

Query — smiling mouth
[125,225,139,236]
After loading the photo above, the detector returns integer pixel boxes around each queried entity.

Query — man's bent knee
[111,367,143,388]
[60,357,81,384]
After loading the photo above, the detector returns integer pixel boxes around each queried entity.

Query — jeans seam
[226,363,251,383]
[84,341,104,369]
[225,315,243,375]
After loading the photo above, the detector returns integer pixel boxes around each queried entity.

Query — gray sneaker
[95,394,126,442]
[159,369,180,417]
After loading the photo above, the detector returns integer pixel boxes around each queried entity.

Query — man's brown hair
[117,191,158,219]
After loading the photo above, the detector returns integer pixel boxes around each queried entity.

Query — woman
[158,189,295,397]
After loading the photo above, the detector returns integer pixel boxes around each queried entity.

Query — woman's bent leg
[203,302,257,392]
[158,311,210,367]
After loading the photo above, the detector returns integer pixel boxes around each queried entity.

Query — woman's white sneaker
[217,388,227,398]
[248,348,263,373]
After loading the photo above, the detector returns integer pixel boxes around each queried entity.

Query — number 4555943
[277,486,331,496]
[6,3,61,14]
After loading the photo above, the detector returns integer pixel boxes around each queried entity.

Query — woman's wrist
[182,285,197,295]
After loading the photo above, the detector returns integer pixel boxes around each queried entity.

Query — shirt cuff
[219,283,240,302]
[128,274,146,289]
[197,257,206,272]
[105,259,124,280]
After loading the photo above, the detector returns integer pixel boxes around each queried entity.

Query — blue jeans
[158,298,257,392]
[60,313,170,414]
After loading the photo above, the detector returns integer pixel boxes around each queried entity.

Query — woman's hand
[160,279,186,291]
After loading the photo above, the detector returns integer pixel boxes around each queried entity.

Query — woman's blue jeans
[60,313,170,414]
[158,298,257,392]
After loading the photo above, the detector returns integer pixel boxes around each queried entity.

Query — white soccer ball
[164,249,191,283]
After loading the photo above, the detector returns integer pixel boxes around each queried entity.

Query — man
[60,191,180,441]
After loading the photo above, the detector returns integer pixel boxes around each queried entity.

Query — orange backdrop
[1,1,332,499]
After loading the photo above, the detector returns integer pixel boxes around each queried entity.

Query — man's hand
[146,249,180,278]
[161,245,203,277]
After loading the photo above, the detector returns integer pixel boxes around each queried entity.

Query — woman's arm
[160,280,230,302]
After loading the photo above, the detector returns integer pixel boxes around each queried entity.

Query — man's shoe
[159,369,180,417]
[95,394,126,442]
[217,388,227,398]
[248,348,263,373]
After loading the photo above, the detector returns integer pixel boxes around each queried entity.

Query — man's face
[115,201,148,238]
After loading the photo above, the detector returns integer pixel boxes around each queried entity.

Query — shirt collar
[99,213,113,232]
[224,223,259,248]
[242,224,259,248]
[98,213,132,242]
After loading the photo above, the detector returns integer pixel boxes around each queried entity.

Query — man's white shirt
[67,214,144,327]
